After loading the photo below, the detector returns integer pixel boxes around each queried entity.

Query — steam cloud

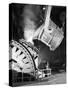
[23,5,37,44]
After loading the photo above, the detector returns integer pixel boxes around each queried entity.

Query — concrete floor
[12,72,66,87]
[27,72,66,86]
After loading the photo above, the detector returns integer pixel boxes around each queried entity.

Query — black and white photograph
[9,3,66,87]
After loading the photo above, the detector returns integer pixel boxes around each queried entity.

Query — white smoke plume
[23,5,37,44]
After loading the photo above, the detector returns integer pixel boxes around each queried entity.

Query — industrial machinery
[9,6,64,82]
[9,39,51,80]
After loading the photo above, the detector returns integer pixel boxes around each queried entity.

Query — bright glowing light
[24,29,35,44]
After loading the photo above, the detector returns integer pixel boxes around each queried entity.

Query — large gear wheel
[9,39,39,76]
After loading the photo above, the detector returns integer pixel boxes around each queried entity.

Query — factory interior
[9,3,66,86]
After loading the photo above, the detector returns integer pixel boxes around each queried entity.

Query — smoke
[23,5,37,44]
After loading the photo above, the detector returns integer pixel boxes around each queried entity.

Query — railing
[35,68,51,79]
